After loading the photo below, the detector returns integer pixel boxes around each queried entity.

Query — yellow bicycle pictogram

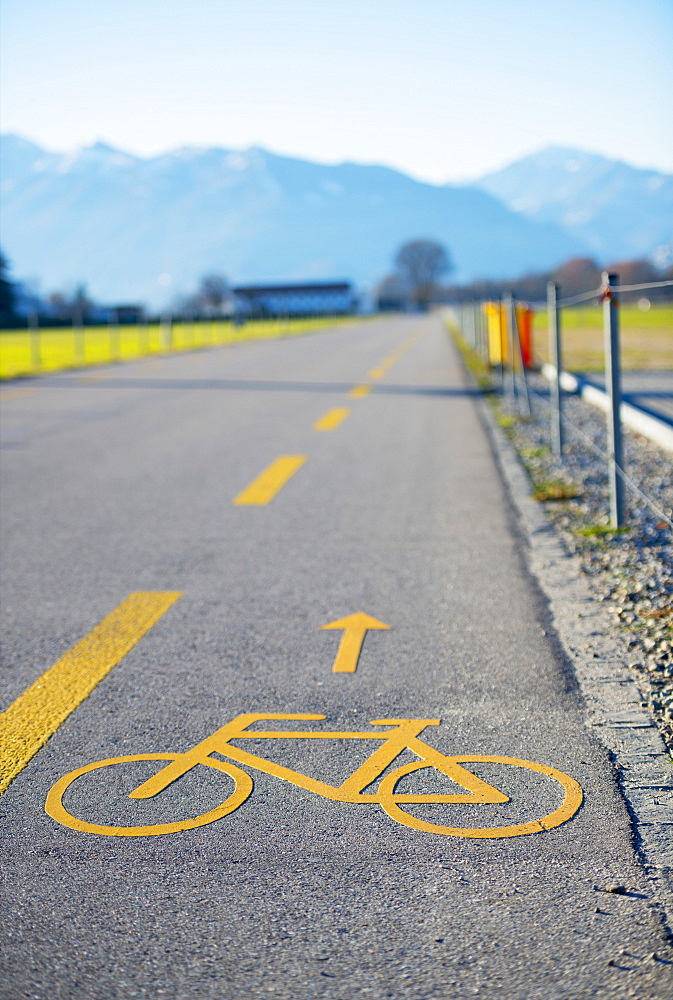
[45,713,583,838]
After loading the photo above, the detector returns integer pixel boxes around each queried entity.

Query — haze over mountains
[1,133,671,308]
[475,146,673,264]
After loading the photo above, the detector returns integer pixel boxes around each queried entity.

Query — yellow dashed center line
[233,455,307,506]
[0,591,182,794]
[368,367,385,380]
[314,407,351,431]
[349,384,371,399]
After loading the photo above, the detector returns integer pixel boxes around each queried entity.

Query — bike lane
[1,315,672,998]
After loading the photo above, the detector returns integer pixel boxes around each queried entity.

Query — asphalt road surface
[1,316,672,999]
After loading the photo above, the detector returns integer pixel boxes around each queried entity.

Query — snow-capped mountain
[1,134,587,306]
[474,146,673,264]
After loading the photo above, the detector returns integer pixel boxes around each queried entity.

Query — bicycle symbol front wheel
[45,753,253,836]
[377,756,583,838]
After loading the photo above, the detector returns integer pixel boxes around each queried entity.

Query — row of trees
[0,251,17,326]
[0,249,236,326]
[376,243,672,310]
[174,274,231,317]
[441,255,673,305]
[3,243,671,328]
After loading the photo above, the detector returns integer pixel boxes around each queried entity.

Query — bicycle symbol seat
[46,713,583,838]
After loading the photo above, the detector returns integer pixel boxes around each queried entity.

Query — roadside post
[547,281,563,459]
[602,271,625,527]
[477,301,487,363]
[480,301,489,363]
[162,312,173,351]
[469,301,477,352]
[73,306,85,365]
[109,311,120,362]
[503,293,517,402]
[29,310,41,372]
[143,317,152,356]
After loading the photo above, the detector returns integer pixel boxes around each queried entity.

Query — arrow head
[320,612,391,632]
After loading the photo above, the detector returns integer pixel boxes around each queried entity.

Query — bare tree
[552,257,602,299]
[198,273,229,315]
[71,284,92,324]
[395,239,452,310]
[47,284,93,322]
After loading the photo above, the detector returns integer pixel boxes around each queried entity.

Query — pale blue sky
[1,0,671,182]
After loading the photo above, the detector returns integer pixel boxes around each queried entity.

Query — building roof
[233,282,352,296]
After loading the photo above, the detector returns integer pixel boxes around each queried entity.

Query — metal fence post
[474,301,482,359]
[547,281,563,459]
[478,301,487,363]
[503,293,517,401]
[602,271,624,527]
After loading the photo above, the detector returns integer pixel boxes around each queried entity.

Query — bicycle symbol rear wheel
[45,753,253,836]
[377,756,582,838]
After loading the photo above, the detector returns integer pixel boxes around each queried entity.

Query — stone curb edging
[473,387,673,916]
[541,363,673,454]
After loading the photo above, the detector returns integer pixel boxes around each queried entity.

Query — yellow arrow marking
[321,613,391,673]
[0,591,182,794]
[233,455,307,505]
[314,406,351,431]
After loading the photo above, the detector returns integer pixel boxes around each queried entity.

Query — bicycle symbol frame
[46,713,583,838]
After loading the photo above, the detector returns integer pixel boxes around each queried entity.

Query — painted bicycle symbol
[46,713,583,838]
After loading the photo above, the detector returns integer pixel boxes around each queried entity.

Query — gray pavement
[1,317,672,999]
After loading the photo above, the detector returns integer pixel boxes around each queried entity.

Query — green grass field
[533,302,673,372]
[0,316,358,380]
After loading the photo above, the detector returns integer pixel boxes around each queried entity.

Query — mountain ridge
[474,145,673,264]
[2,134,667,307]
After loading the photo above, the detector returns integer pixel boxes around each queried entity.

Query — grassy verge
[444,314,582,503]
[0,315,364,380]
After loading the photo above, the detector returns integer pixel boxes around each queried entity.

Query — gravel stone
[494,373,672,751]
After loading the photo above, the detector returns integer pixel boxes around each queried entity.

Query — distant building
[233,282,354,318]
[105,304,146,324]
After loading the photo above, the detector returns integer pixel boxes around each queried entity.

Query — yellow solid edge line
[233,454,307,506]
[0,591,182,795]
[314,407,351,431]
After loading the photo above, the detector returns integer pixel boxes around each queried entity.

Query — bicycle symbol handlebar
[45,713,583,839]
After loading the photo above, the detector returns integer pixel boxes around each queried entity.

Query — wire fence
[453,271,673,531]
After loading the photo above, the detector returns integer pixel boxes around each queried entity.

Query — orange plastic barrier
[517,305,534,369]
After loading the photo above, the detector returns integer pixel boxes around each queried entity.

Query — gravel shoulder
[451,333,673,924]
